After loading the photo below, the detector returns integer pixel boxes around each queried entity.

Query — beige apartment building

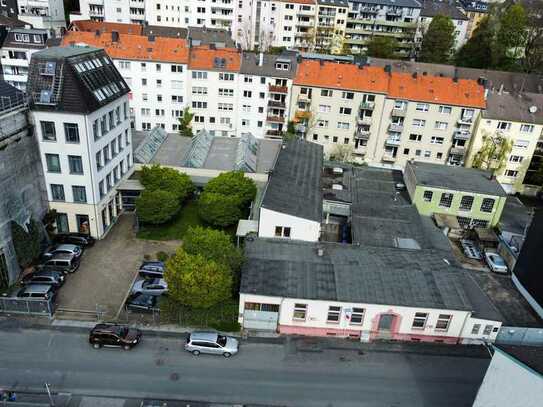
[466,91,543,195]
[315,0,349,54]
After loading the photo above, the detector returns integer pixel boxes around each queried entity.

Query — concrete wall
[473,347,543,407]
[258,207,321,242]
[0,108,48,285]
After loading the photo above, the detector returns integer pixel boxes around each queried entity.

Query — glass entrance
[56,213,69,233]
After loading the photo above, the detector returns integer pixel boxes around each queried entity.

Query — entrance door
[76,214,90,235]
[56,213,69,233]
[378,314,394,331]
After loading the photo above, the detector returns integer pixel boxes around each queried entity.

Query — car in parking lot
[22,270,65,288]
[125,292,161,312]
[184,331,239,358]
[53,233,95,247]
[89,323,142,350]
[460,239,482,260]
[484,251,508,274]
[43,244,83,260]
[132,278,168,296]
[38,252,80,274]
[138,261,165,279]
[15,284,57,301]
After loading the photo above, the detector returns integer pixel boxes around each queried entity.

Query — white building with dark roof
[27,45,133,238]
[16,0,65,33]
[416,0,469,51]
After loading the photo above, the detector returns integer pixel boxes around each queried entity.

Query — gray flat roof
[240,51,298,79]
[241,238,501,319]
[317,0,349,6]
[408,161,507,197]
[484,91,543,125]
[33,45,101,58]
[494,345,543,375]
[261,139,323,222]
[499,196,531,235]
[150,134,193,167]
[420,0,468,20]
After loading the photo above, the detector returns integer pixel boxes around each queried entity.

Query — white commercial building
[27,45,133,238]
[17,0,65,33]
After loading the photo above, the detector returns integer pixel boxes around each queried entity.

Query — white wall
[473,348,543,407]
[258,207,321,242]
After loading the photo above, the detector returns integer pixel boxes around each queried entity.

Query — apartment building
[344,0,422,58]
[315,0,348,54]
[16,0,65,33]
[27,46,133,238]
[459,0,488,40]
[415,0,468,51]
[70,0,146,24]
[0,0,18,18]
[1,28,49,91]
[466,91,543,195]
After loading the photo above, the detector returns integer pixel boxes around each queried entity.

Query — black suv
[138,261,165,279]
[54,233,95,248]
[89,323,142,350]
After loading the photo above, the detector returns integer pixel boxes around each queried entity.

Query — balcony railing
[458,116,473,125]
[266,115,285,123]
[385,137,401,146]
[269,85,288,94]
[360,101,375,110]
[454,130,471,140]
[268,100,286,108]
[357,116,372,126]
[391,108,407,117]
[382,153,397,162]
[449,146,466,156]
[355,129,371,140]
[388,123,404,132]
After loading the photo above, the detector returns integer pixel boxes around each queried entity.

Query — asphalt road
[0,328,490,407]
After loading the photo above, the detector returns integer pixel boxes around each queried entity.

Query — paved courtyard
[55,214,179,320]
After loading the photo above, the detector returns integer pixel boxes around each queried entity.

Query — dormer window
[275,62,290,70]
[14,33,30,42]
[33,35,42,44]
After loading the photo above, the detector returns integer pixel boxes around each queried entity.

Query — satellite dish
[529,105,538,114]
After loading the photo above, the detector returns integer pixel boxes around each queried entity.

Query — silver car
[184,331,239,357]
[131,278,168,296]
[44,244,83,259]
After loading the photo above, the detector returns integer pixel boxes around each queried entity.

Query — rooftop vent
[148,35,155,42]
[317,247,324,257]
[529,105,538,114]
[111,31,119,42]
[332,184,343,190]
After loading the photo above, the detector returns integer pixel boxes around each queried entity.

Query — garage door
[243,310,279,330]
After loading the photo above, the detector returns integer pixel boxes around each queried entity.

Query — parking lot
[55,214,179,320]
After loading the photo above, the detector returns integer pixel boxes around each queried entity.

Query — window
[412,119,426,127]
[171,65,183,73]
[219,73,235,81]
[64,123,79,143]
[93,120,99,140]
[68,156,83,174]
[72,186,87,203]
[274,226,291,238]
[141,78,147,86]
[45,154,61,173]
[480,198,495,213]
[434,121,448,130]
[103,145,110,163]
[520,124,534,133]
[438,106,452,114]
[119,61,130,70]
[483,325,493,335]
[192,87,208,95]
[192,71,207,80]
[412,312,428,329]
[497,121,511,131]
[123,102,128,120]
[514,139,530,149]
[192,101,208,109]
[155,64,161,72]
[423,190,433,202]
[242,119,249,127]
[50,184,65,201]
[505,170,519,178]
[337,122,350,130]
[435,314,452,331]
[218,88,234,97]
[156,79,162,88]
[319,104,331,113]
[317,120,329,128]
[394,100,407,110]
[415,149,421,156]
[436,152,443,159]
[430,136,444,144]
[409,133,422,141]
[439,193,453,208]
[509,155,524,163]
[218,103,233,111]
[96,152,102,170]
[339,107,352,115]
[416,103,429,112]
[243,90,252,98]
[321,89,333,97]
[293,303,307,320]
[327,306,341,323]
[171,95,183,104]
[342,91,354,99]
[109,111,115,129]
[460,195,474,211]
[350,308,364,325]
[471,324,481,335]
[424,150,431,158]
[403,148,410,155]
[41,121,56,141]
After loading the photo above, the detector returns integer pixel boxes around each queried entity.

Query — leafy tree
[198,192,242,227]
[183,226,243,273]
[140,165,194,202]
[456,16,496,68]
[164,248,232,309]
[28,218,43,256]
[177,107,194,138]
[203,171,257,207]
[523,0,543,73]
[330,144,354,163]
[419,15,455,63]
[136,190,181,224]
[10,221,40,268]
[365,36,398,58]
[471,131,513,176]
[496,3,528,70]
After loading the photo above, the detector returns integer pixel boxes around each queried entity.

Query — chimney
[148,34,155,42]
[111,31,119,42]
[453,76,459,83]
[95,29,100,37]
[258,52,263,67]
[412,72,417,79]
[209,43,216,50]
[319,59,324,66]
[384,64,392,75]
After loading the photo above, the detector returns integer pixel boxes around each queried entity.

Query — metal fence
[0,296,54,318]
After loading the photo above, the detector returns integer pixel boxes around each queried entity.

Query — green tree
[198,192,242,227]
[419,15,455,63]
[136,190,181,224]
[203,171,257,208]
[183,226,243,273]
[10,221,40,268]
[365,36,398,58]
[523,0,543,73]
[164,248,232,309]
[178,107,194,138]
[140,165,194,202]
[496,3,528,70]
[471,131,513,176]
[456,16,497,68]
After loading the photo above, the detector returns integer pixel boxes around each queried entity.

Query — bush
[156,251,169,262]
[197,192,242,227]
[10,220,40,268]
[210,320,241,332]
[140,164,194,202]
[164,248,232,309]
[136,190,181,224]
[203,171,257,208]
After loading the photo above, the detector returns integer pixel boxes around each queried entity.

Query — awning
[236,219,259,237]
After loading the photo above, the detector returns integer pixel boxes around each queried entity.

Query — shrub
[10,220,40,267]
[136,190,181,224]
[197,192,242,227]
[156,251,169,262]
[203,171,257,207]
[140,164,194,202]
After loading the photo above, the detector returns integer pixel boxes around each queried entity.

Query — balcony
[266,129,283,138]
[386,9,403,17]
[295,110,311,122]
[391,108,407,117]
[454,130,471,140]
[388,123,404,132]
[357,116,372,126]
[382,153,397,162]
[458,116,473,125]
[355,129,371,140]
[267,115,285,123]
[385,137,401,146]
[449,146,466,156]
[298,93,311,102]
[360,101,375,110]
[268,100,286,109]
[360,6,378,13]
[269,84,288,94]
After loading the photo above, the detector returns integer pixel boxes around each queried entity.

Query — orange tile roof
[61,31,189,64]
[69,20,142,35]
[188,45,241,72]
[388,72,486,109]
[294,60,390,94]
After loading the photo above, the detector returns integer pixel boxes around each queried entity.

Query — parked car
[43,244,83,260]
[125,292,161,312]
[22,270,65,288]
[138,261,165,279]
[15,284,57,301]
[89,323,142,350]
[38,253,80,274]
[484,251,508,274]
[54,233,95,247]
[131,278,168,296]
[184,331,239,357]
[460,239,483,260]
